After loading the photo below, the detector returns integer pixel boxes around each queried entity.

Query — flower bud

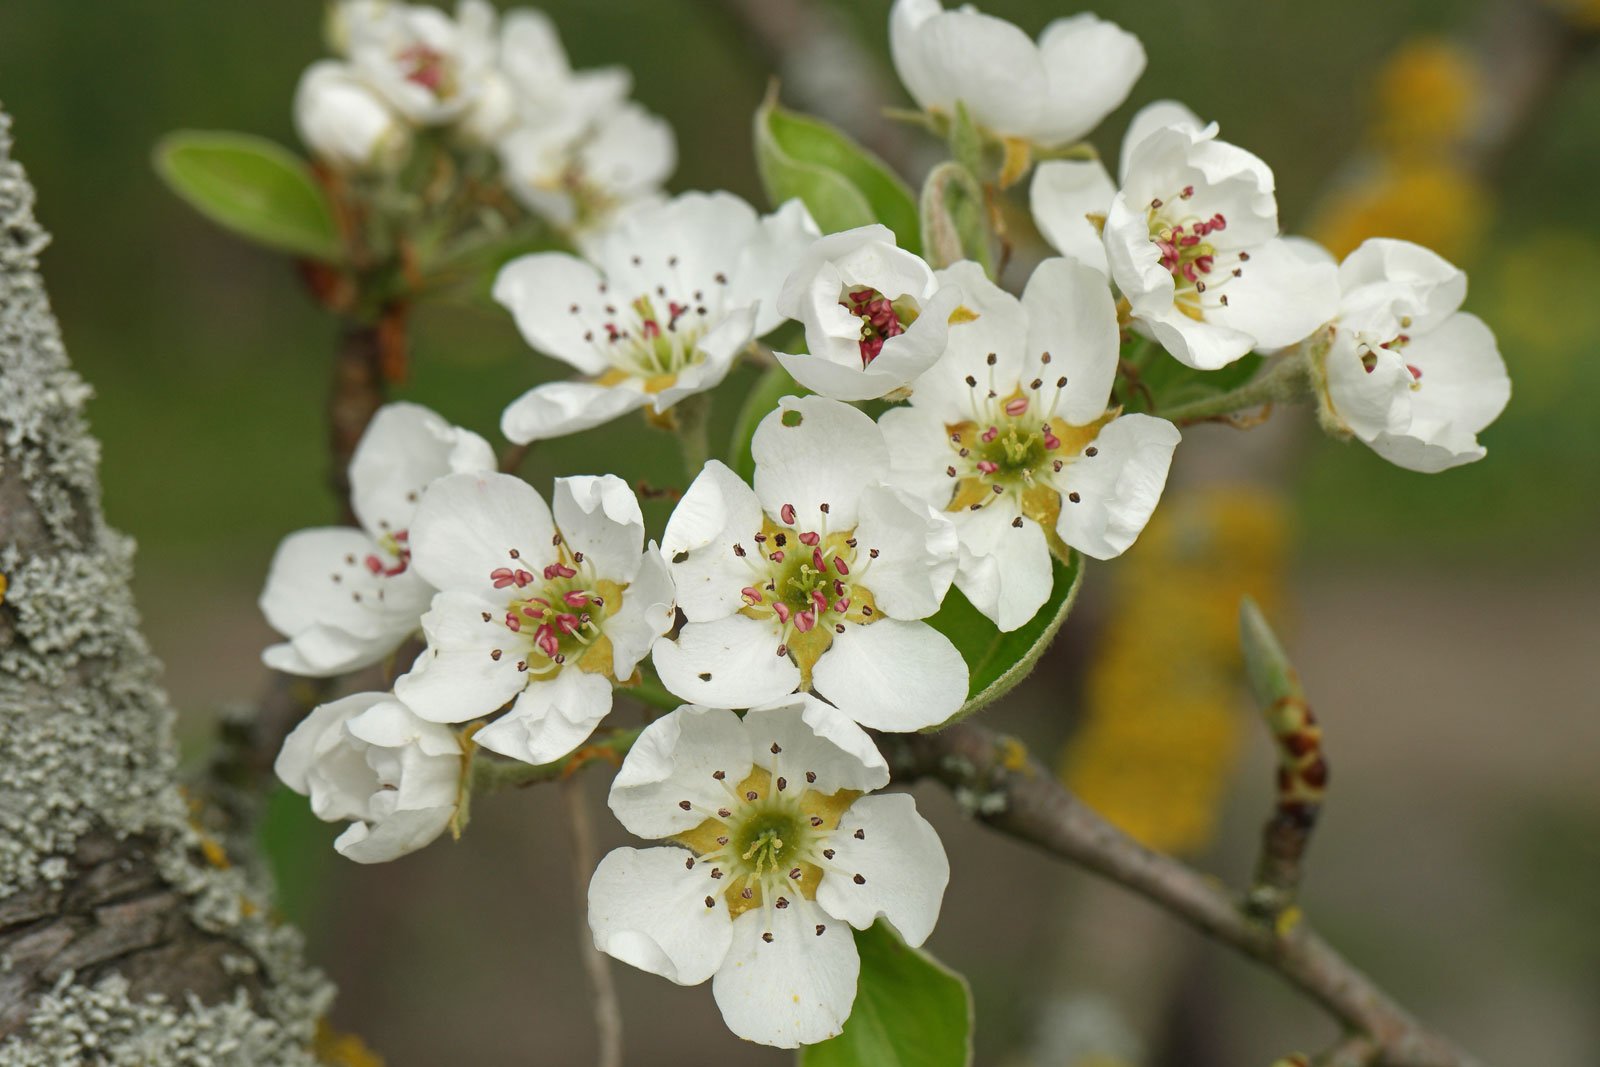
[293,60,411,172]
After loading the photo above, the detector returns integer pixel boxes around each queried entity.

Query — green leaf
[801,921,972,1067]
[919,162,992,275]
[925,550,1083,726]
[155,131,342,261]
[755,89,921,252]
[1122,340,1264,416]
[728,362,805,482]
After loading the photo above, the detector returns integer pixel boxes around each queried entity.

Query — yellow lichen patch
[315,1020,386,1067]
[1274,904,1305,938]
[996,735,1032,775]
[1372,39,1479,153]
[1310,162,1488,262]
[0,570,7,605]
[1060,487,1289,856]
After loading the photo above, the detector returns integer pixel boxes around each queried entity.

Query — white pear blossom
[1312,238,1510,473]
[493,191,818,443]
[394,471,675,765]
[275,691,463,863]
[294,61,412,172]
[890,0,1144,148]
[774,225,964,402]
[346,0,498,126]
[1083,102,1339,369]
[498,101,677,234]
[588,698,949,1048]
[497,8,632,131]
[490,8,672,232]
[654,395,967,730]
[260,402,494,677]
[879,259,1180,632]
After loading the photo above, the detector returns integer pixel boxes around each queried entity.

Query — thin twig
[877,723,1485,1067]
[560,776,624,1067]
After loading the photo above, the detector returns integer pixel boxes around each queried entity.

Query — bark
[0,107,331,1063]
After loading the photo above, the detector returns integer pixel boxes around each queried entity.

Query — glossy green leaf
[801,921,972,1067]
[919,161,992,275]
[925,550,1083,727]
[728,363,804,482]
[1121,338,1264,417]
[755,90,921,252]
[155,131,342,261]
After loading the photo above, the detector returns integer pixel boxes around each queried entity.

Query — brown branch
[877,723,1485,1067]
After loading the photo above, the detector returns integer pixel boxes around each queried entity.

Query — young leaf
[1123,344,1264,416]
[924,551,1083,727]
[154,131,342,262]
[801,921,972,1067]
[919,162,992,275]
[755,88,921,252]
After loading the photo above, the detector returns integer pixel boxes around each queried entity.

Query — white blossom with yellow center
[1314,238,1509,472]
[654,395,967,731]
[879,259,1180,632]
[588,699,949,1048]
[493,191,818,443]
[394,471,675,765]
[260,402,494,677]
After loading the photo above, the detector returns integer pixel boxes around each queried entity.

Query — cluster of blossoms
[295,0,673,233]
[263,0,1512,1049]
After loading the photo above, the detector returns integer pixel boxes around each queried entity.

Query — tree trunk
[0,108,332,1063]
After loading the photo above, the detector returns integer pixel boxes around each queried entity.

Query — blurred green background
[2,1,1597,1064]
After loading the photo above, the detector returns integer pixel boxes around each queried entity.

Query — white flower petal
[1118,99,1205,180]
[1056,413,1180,559]
[877,405,956,509]
[334,805,455,864]
[394,591,530,722]
[408,472,556,598]
[1323,334,1412,440]
[1338,238,1466,333]
[609,705,754,839]
[815,793,949,946]
[850,484,957,620]
[889,0,1046,139]
[275,691,385,802]
[662,460,765,621]
[553,474,646,584]
[653,615,800,710]
[1020,257,1121,424]
[1141,305,1260,371]
[500,379,653,445]
[712,900,859,1049]
[492,254,612,374]
[589,846,732,986]
[910,261,1030,423]
[1032,14,1145,145]
[1206,236,1340,350]
[812,619,967,731]
[605,544,677,678]
[474,666,614,765]
[743,696,891,795]
[951,496,1054,632]
[349,402,495,537]
[1029,159,1115,274]
[752,396,889,530]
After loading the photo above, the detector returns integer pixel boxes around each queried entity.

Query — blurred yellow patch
[1483,231,1600,356]
[1060,488,1289,856]
[315,1021,385,1067]
[0,571,6,605]
[1310,162,1488,262]
[1372,39,1479,153]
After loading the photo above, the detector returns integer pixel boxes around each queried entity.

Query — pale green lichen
[0,975,319,1066]
[0,107,333,1057]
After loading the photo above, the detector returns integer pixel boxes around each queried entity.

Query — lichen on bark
[0,105,332,1061]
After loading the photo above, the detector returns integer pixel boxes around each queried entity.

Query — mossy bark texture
[0,108,331,1064]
